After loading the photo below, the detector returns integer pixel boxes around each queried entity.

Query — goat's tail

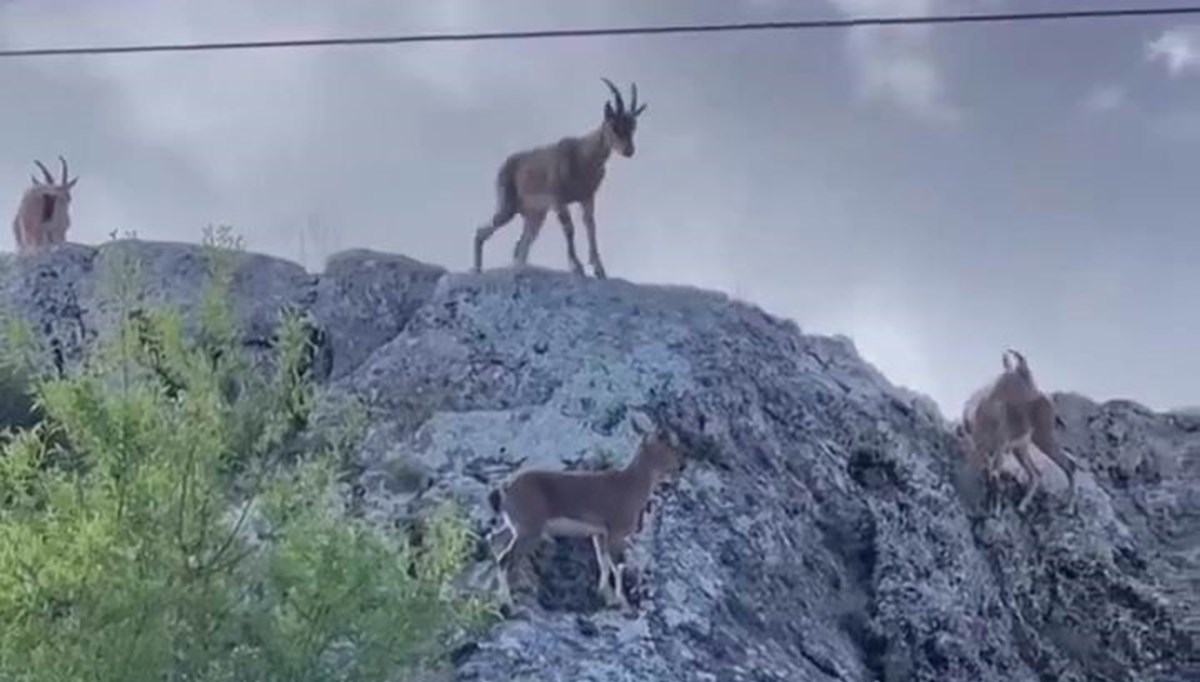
[488,488,503,514]
[492,154,520,218]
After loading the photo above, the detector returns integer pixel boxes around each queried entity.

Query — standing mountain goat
[472,77,648,280]
[486,412,685,611]
[11,156,78,254]
[958,349,1079,514]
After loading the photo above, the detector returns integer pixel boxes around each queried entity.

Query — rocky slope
[2,240,1196,682]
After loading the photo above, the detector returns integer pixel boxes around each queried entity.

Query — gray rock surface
[2,240,1196,682]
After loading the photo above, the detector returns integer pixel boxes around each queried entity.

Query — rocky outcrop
[2,240,1196,682]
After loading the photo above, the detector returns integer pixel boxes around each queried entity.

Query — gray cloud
[1,0,1197,417]
[827,0,960,123]
[1147,23,1200,77]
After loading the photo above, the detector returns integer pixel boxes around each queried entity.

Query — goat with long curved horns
[958,348,1079,514]
[472,77,648,279]
[11,156,78,254]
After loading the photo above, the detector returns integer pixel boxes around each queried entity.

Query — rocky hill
[2,240,1196,682]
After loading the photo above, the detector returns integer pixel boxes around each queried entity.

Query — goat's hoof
[592,266,607,280]
[498,601,530,620]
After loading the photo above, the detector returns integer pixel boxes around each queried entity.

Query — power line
[1,5,1198,59]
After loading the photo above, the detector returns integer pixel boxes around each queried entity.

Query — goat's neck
[619,451,660,498]
[577,126,613,169]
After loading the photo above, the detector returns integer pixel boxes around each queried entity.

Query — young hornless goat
[472,77,648,280]
[11,156,78,254]
[486,412,685,610]
[958,349,1079,514]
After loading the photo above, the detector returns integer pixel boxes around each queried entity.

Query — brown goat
[486,414,684,610]
[12,156,77,254]
[958,349,1079,514]
[472,78,648,279]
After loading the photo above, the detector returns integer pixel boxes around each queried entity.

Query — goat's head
[28,156,78,229]
[997,347,1040,398]
[630,409,685,478]
[600,77,647,158]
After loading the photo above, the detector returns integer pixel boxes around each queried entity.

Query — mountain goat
[486,412,684,611]
[11,156,77,254]
[958,349,1079,514]
[472,77,648,280]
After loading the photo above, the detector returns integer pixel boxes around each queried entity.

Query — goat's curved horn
[34,160,54,185]
[1002,348,1026,371]
[601,77,625,114]
[631,82,647,116]
[58,155,69,184]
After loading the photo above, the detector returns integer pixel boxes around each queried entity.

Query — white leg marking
[592,535,612,595]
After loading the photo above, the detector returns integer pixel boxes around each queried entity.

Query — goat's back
[500,468,632,531]
[963,377,1037,452]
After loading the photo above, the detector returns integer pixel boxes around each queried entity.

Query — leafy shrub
[0,230,490,682]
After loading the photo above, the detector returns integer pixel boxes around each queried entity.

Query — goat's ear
[630,410,654,437]
[665,426,681,449]
[30,174,42,186]
[65,177,78,190]
[604,102,616,121]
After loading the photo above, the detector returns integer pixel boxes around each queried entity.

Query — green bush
[0,229,490,682]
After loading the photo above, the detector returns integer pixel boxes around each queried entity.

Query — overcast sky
[2,0,1197,418]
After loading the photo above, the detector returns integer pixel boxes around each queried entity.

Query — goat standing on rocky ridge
[11,156,78,254]
[472,77,648,280]
[486,412,684,611]
[958,349,1079,514]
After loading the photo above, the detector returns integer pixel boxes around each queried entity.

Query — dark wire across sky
[0,5,1198,59]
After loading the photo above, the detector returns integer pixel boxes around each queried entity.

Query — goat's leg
[492,513,519,563]
[580,197,607,279]
[979,462,994,515]
[1030,396,1078,506]
[486,523,513,555]
[22,222,39,251]
[512,210,547,268]
[985,449,1007,515]
[606,535,631,610]
[474,205,517,274]
[973,446,997,515]
[11,220,24,254]
[1011,442,1042,513]
[495,532,539,608]
[554,204,586,276]
[591,534,613,597]
[594,540,623,608]
[493,532,518,606]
